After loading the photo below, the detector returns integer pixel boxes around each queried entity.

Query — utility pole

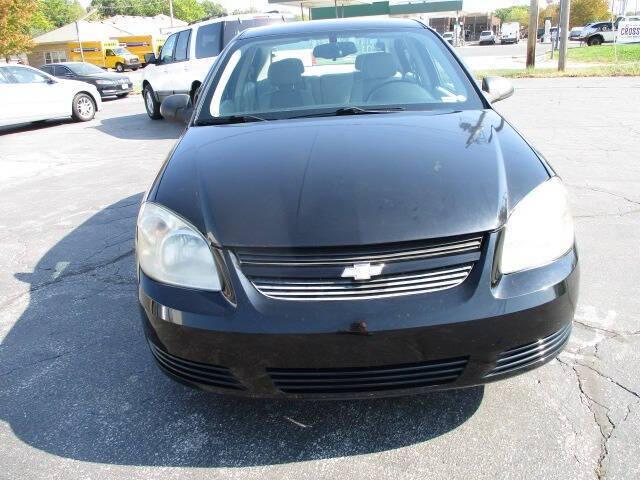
[558,0,571,70]
[74,9,97,64]
[169,0,174,27]
[75,21,85,62]
[526,0,539,68]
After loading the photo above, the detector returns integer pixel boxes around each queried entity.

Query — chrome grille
[268,357,468,394]
[252,264,473,301]
[236,236,482,266]
[484,323,572,377]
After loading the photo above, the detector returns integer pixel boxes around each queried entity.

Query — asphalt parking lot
[1,77,639,480]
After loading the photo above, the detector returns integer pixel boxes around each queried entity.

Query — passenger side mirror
[160,94,193,124]
[482,76,514,103]
[144,53,157,65]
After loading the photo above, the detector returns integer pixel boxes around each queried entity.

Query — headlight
[136,202,222,290]
[500,177,574,274]
[95,80,116,85]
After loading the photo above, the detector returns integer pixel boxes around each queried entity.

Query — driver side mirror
[482,76,514,103]
[144,53,157,65]
[160,94,193,124]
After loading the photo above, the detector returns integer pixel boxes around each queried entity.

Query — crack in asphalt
[558,319,640,479]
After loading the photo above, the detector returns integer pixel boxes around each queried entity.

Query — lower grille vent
[268,357,468,394]
[485,323,572,377]
[148,342,244,390]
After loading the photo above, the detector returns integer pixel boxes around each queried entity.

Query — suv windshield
[68,63,104,75]
[197,27,483,122]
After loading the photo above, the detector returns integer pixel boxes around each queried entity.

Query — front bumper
[138,233,579,399]
[97,83,133,97]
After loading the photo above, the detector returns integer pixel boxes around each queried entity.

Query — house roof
[33,20,132,44]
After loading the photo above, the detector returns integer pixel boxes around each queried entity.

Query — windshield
[197,27,483,122]
[112,47,131,56]
[68,63,105,75]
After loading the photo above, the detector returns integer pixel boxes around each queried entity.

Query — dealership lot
[1,78,639,479]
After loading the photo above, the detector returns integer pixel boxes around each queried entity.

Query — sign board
[617,21,640,44]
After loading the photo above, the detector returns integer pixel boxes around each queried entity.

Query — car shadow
[0,194,484,468]
[93,113,184,140]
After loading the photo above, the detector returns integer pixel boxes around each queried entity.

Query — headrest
[355,52,398,79]
[268,58,304,86]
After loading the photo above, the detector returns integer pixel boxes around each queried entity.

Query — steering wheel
[365,80,434,103]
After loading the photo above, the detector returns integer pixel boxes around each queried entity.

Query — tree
[538,4,559,26]
[172,0,206,22]
[570,0,611,27]
[495,5,530,28]
[36,0,85,28]
[0,0,37,60]
[202,1,226,18]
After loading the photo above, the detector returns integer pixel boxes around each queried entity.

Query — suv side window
[161,33,178,63]
[40,65,54,75]
[195,22,222,59]
[174,30,191,62]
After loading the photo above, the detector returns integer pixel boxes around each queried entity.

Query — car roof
[42,62,85,66]
[238,17,423,39]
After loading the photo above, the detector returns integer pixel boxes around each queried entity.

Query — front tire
[71,93,96,122]
[587,36,602,46]
[115,63,125,72]
[143,85,162,120]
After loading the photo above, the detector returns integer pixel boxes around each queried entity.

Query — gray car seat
[263,58,314,109]
[350,52,400,102]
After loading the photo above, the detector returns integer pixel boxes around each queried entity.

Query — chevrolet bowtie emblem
[341,262,384,281]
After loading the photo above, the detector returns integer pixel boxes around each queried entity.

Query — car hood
[84,72,128,81]
[152,110,550,248]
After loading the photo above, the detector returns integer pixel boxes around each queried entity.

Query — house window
[44,51,67,64]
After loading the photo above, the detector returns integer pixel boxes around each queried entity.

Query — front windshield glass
[112,47,130,56]
[198,27,483,122]
[68,63,105,75]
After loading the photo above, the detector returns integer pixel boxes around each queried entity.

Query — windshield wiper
[195,114,268,126]
[289,106,405,119]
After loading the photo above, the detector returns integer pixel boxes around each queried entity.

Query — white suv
[142,13,288,119]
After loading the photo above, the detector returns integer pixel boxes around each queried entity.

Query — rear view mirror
[144,53,157,64]
[160,94,193,124]
[312,41,357,60]
[482,76,514,103]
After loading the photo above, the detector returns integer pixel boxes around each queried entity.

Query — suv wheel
[588,36,603,46]
[143,85,162,120]
[71,93,96,122]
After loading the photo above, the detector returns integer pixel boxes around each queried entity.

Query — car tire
[143,85,162,120]
[71,93,96,122]
[588,36,602,46]
[115,63,125,72]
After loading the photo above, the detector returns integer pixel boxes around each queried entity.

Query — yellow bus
[116,35,165,65]
[68,40,141,72]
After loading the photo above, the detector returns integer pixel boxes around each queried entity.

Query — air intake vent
[235,236,482,266]
[252,264,473,301]
[148,342,244,390]
[485,323,572,378]
[268,357,468,394]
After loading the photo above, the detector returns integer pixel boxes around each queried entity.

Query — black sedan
[137,18,578,399]
[39,62,133,98]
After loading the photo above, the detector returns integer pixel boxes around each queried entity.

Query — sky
[78,0,532,13]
